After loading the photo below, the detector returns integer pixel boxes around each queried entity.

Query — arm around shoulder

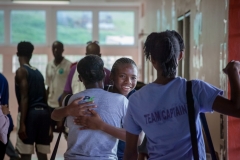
[51,97,97,121]
[51,106,69,121]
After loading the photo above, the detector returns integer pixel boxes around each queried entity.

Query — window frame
[98,9,137,46]
[10,9,48,45]
[0,8,6,46]
[52,6,138,47]
[0,4,138,47]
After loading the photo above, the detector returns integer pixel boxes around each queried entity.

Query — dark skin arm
[75,109,126,141]
[51,97,97,121]
[212,60,240,117]
[123,131,139,160]
[46,87,49,103]
[15,67,29,141]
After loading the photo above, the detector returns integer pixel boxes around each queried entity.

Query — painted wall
[140,0,229,158]
[227,0,240,159]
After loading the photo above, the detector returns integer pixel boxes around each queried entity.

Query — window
[99,11,135,45]
[57,11,92,45]
[65,55,83,63]
[12,54,48,79]
[102,56,132,70]
[11,10,46,44]
[0,11,4,44]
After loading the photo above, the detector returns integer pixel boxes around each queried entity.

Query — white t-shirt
[45,58,71,108]
[71,66,85,94]
[124,77,223,160]
[64,88,128,160]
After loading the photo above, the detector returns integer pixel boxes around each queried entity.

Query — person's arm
[45,64,50,103]
[1,75,9,106]
[75,109,126,141]
[123,131,139,160]
[51,97,97,121]
[15,67,28,141]
[212,60,240,117]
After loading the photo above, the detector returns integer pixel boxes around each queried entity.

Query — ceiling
[0,0,142,6]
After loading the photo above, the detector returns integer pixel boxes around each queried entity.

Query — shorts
[16,107,51,154]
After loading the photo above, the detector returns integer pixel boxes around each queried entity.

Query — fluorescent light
[12,0,70,5]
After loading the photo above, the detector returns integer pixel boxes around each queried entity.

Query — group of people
[0,30,240,160]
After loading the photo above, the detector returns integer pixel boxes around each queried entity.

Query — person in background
[0,73,10,160]
[0,73,20,160]
[123,30,240,160]
[45,41,72,132]
[60,41,110,103]
[15,41,51,160]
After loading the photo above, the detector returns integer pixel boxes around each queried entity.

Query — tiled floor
[4,130,67,160]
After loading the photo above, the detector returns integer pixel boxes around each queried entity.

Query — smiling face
[111,63,138,96]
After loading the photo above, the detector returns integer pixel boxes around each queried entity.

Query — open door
[177,12,190,80]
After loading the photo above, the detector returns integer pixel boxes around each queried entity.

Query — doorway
[177,11,190,80]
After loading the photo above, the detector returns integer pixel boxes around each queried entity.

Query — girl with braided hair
[123,30,240,159]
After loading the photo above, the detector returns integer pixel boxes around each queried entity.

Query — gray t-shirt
[64,88,128,160]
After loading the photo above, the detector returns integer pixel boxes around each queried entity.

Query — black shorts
[22,107,51,145]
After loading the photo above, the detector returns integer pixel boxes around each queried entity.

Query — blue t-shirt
[65,88,128,160]
[117,89,136,160]
[123,77,223,160]
[103,86,136,160]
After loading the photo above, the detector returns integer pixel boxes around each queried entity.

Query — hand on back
[66,97,97,117]
[74,109,104,130]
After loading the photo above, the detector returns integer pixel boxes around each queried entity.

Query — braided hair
[144,30,184,78]
[111,57,137,75]
[17,41,34,59]
[77,55,105,84]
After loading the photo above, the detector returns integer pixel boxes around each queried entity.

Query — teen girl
[74,57,139,160]
[52,55,129,159]
[123,30,240,160]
